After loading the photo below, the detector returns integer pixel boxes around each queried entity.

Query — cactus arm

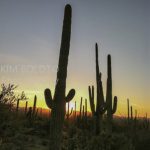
[44,88,54,109]
[88,86,95,115]
[65,89,75,102]
[112,96,117,114]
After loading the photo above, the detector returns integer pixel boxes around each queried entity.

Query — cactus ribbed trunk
[44,5,75,150]
[49,107,65,150]
[50,5,71,150]
[106,55,117,133]
[106,55,112,132]
[95,44,101,135]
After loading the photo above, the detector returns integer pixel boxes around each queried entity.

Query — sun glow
[66,102,75,111]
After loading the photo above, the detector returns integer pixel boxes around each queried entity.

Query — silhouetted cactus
[88,43,107,135]
[127,99,130,125]
[74,101,76,118]
[32,95,37,116]
[130,106,133,120]
[66,102,73,119]
[16,98,19,112]
[106,54,118,133]
[16,91,28,112]
[82,105,85,118]
[44,4,75,150]
[85,99,87,118]
[25,101,28,114]
[79,97,83,119]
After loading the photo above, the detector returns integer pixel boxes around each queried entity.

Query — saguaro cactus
[127,99,130,124]
[79,97,83,118]
[66,102,73,119]
[106,54,118,133]
[44,4,75,150]
[32,95,37,116]
[85,99,87,118]
[74,101,76,118]
[16,91,27,112]
[130,106,133,120]
[25,101,28,114]
[88,43,107,135]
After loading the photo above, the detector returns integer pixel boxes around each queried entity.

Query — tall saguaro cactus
[88,43,107,135]
[106,55,118,133]
[44,4,75,150]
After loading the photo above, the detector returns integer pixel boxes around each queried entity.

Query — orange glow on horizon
[18,90,150,118]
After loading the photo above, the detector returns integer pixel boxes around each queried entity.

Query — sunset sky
[0,0,149,117]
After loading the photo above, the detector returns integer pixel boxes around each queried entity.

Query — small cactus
[130,106,133,120]
[25,101,28,114]
[127,99,130,125]
[66,102,73,119]
[32,95,37,116]
[16,91,28,112]
[74,101,76,118]
[79,97,83,119]
[85,99,87,118]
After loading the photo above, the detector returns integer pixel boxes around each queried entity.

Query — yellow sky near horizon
[0,0,149,118]
[18,87,150,118]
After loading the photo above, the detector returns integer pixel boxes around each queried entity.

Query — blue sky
[0,0,149,116]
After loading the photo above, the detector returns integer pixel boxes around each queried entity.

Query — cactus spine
[106,54,118,133]
[44,4,75,150]
[88,43,107,135]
